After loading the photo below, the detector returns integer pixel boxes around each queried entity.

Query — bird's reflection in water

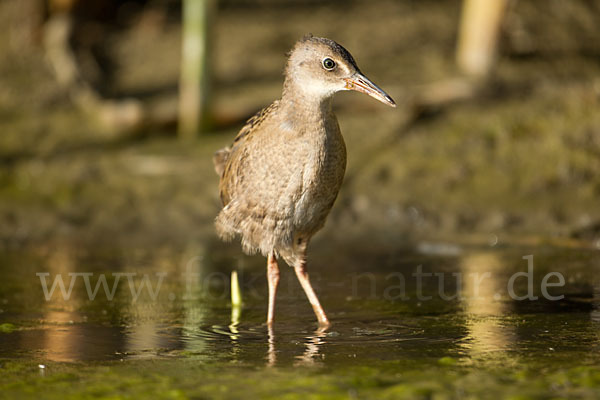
[294,326,328,366]
[459,252,516,358]
[267,325,277,367]
[266,325,328,367]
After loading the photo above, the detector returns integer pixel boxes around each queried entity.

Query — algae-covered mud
[1,242,599,398]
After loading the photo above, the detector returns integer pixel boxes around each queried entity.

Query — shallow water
[1,239,599,398]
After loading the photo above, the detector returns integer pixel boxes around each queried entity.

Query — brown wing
[214,101,280,206]
[232,101,280,145]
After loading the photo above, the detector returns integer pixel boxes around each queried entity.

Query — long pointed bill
[344,73,396,107]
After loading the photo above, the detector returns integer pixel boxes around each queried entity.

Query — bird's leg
[267,252,280,325]
[294,261,330,327]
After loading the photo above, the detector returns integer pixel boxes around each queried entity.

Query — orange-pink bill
[344,73,396,107]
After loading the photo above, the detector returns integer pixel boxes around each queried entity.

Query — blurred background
[1,0,599,249]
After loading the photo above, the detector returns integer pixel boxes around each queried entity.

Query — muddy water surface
[0,240,599,398]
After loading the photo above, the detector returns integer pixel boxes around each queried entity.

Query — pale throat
[281,76,336,118]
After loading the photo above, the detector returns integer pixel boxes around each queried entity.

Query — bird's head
[284,35,396,107]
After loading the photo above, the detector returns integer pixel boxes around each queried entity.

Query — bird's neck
[281,78,335,121]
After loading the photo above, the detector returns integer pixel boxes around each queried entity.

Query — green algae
[2,360,600,400]
[0,323,15,333]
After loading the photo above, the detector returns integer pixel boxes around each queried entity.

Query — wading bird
[214,35,395,326]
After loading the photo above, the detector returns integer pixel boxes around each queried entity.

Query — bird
[213,35,395,327]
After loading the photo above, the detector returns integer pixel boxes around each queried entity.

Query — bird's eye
[322,57,336,70]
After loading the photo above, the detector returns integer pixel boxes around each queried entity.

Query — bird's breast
[291,118,347,232]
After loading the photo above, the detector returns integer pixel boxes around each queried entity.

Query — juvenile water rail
[214,35,396,327]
